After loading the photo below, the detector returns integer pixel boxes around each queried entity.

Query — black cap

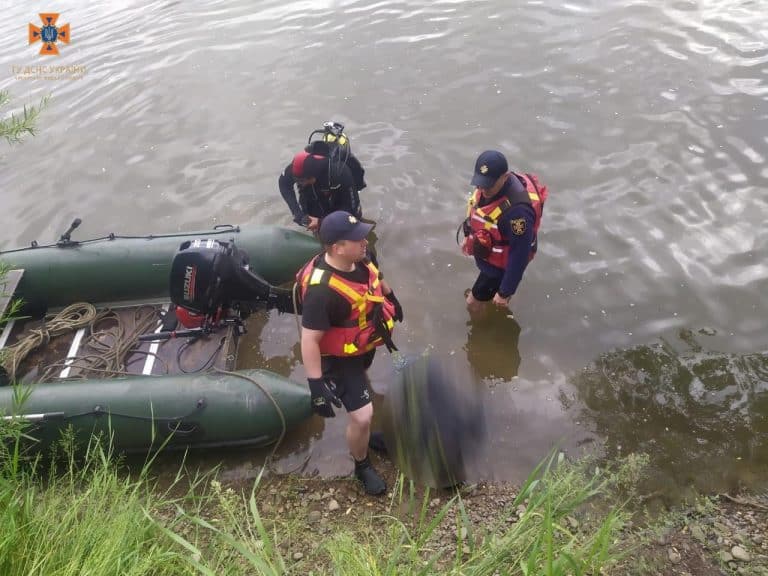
[470,150,508,189]
[319,211,373,244]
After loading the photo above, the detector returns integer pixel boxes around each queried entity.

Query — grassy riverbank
[2,414,767,575]
[0,409,635,576]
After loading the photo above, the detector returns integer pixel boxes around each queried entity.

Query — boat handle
[166,421,198,436]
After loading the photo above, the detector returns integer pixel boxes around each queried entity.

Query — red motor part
[176,306,221,329]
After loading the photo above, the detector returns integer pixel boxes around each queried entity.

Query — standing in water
[296,210,403,495]
[278,122,367,232]
[460,150,547,314]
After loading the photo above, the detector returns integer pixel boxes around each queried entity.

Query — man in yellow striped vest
[297,211,403,495]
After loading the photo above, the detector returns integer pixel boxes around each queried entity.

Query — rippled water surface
[2,0,767,493]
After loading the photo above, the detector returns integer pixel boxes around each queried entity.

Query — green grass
[0,425,191,576]
[0,415,644,576]
[320,452,642,576]
[156,471,290,576]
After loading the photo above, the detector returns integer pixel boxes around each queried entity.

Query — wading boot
[354,455,386,496]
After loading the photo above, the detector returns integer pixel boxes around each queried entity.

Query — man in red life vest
[461,150,547,314]
[297,211,403,495]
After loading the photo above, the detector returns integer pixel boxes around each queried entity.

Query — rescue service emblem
[29,13,70,56]
[511,218,526,236]
[479,164,488,174]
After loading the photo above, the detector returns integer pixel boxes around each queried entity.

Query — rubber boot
[354,455,386,496]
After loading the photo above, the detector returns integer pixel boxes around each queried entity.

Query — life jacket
[465,172,548,268]
[296,256,395,357]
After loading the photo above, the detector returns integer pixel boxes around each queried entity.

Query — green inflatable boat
[0,221,319,453]
[0,370,311,452]
[0,220,320,316]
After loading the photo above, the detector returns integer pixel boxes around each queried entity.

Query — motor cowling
[170,239,240,316]
[169,239,297,319]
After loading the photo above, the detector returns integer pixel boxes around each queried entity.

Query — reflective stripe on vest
[465,172,545,268]
[296,256,395,356]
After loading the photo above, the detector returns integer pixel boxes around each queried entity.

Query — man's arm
[497,205,536,298]
[301,328,324,379]
[380,278,404,322]
[278,163,306,224]
[300,286,333,376]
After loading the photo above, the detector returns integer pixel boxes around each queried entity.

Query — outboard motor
[169,239,296,329]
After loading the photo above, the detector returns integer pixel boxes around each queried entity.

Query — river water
[1,0,767,496]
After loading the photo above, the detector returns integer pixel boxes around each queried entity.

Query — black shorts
[471,272,502,302]
[321,349,376,412]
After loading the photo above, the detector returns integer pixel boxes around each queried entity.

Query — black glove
[294,213,311,227]
[308,377,342,418]
[386,291,403,322]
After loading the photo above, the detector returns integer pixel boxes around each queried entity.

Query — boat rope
[211,367,308,476]
[58,402,205,423]
[280,282,319,475]
[38,306,166,382]
[0,225,241,255]
[1,303,98,382]
[292,281,302,342]
[177,336,225,374]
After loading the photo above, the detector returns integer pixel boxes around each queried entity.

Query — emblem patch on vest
[510,218,526,236]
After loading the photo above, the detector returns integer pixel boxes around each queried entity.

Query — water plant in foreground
[0,90,49,144]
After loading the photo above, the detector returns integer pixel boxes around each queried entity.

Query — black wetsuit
[279,161,362,225]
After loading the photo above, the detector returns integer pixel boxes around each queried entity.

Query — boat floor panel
[3,304,237,384]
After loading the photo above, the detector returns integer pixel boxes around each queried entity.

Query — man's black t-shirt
[301,256,371,331]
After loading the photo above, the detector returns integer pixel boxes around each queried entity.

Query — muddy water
[1,0,766,493]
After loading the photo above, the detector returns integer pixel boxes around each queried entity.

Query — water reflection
[237,311,301,377]
[564,329,768,496]
[464,309,522,382]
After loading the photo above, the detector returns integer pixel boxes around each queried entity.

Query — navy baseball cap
[471,150,508,188]
[319,211,373,244]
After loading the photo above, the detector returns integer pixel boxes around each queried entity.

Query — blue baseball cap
[470,150,508,189]
[319,211,373,244]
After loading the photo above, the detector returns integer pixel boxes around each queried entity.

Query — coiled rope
[1,303,98,382]
[38,306,165,382]
[1,303,167,383]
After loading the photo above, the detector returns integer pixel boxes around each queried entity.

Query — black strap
[160,305,179,331]
[370,303,398,353]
